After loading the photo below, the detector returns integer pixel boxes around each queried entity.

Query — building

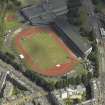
[20,0,68,25]
[53,15,92,57]
[20,0,92,58]
[50,84,86,105]
[100,27,105,38]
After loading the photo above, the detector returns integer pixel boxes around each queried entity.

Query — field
[15,26,78,76]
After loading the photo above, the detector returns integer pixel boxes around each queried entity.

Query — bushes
[92,0,100,5]
[88,44,99,78]
[0,51,23,72]
[67,0,82,25]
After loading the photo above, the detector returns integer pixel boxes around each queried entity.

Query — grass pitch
[21,32,70,69]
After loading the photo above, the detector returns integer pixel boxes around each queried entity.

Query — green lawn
[21,32,70,69]
[5,11,21,31]
[0,11,21,49]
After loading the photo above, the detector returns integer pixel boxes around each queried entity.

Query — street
[96,42,105,105]
[81,0,105,105]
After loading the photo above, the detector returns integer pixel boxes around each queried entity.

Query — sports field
[15,26,78,76]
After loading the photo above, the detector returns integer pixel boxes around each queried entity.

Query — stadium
[16,0,92,77]
[15,26,78,76]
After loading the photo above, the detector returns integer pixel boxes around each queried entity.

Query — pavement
[81,0,105,105]
[96,43,105,105]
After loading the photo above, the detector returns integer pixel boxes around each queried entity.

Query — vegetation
[0,0,21,48]
[88,44,99,78]
[0,51,23,72]
[18,0,40,7]
[92,0,105,12]
[24,65,88,91]
[19,32,70,69]
[67,0,82,25]
[65,98,73,105]
[12,86,21,96]
[79,7,88,25]
[5,11,21,31]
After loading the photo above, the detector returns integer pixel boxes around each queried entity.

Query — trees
[0,0,21,48]
[92,0,105,5]
[67,0,81,25]
[92,0,100,5]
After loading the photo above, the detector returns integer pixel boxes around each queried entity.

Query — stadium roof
[20,0,68,25]
[48,0,67,12]
[54,15,91,55]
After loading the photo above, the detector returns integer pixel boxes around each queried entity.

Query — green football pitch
[21,32,70,70]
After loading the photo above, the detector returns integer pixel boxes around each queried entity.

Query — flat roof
[48,0,67,11]
[21,5,45,19]
[54,15,91,54]
[20,0,68,24]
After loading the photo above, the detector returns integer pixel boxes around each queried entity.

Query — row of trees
[67,0,81,25]
[0,51,22,71]
[0,51,93,98]
[24,69,92,92]
[80,29,99,78]
[88,43,99,78]
[92,0,105,5]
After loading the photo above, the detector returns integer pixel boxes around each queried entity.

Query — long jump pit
[15,26,79,77]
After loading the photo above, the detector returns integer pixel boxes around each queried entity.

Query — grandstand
[19,0,92,58]
[20,0,68,25]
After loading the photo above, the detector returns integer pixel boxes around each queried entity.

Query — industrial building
[20,0,92,58]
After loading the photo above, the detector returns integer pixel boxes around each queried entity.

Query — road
[0,71,10,93]
[81,0,105,105]
[96,42,105,105]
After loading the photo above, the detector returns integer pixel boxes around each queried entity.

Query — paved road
[0,71,10,93]
[96,43,105,105]
[81,0,105,105]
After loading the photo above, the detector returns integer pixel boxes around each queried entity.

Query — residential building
[49,85,86,105]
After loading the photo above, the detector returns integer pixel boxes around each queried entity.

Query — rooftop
[52,84,86,100]
[20,0,68,25]
[54,15,91,55]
